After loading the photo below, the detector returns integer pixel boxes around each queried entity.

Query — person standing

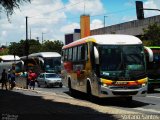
[1,69,8,90]
[28,70,37,90]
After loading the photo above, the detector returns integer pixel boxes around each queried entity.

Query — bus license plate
[114,81,128,85]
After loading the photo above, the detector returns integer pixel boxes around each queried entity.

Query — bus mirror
[144,47,153,62]
[94,46,99,64]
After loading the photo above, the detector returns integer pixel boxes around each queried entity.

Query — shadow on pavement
[64,91,150,108]
[0,90,116,120]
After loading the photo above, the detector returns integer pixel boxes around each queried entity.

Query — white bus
[21,52,61,74]
[0,55,24,77]
[61,34,148,101]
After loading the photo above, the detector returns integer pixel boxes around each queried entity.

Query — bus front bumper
[99,86,147,98]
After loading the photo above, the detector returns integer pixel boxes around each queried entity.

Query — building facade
[91,15,160,36]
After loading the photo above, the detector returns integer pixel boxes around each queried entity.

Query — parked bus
[21,52,61,74]
[145,46,160,91]
[0,55,24,77]
[61,35,148,101]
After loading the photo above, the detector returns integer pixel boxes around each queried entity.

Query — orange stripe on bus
[63,39,86,49]
[62,38,96,49]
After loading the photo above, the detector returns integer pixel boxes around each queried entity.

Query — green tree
[8,39,63,56]
[42,40,64,54]
[142,23,160,46]
[0,47,9,55]
[29,39,42,54]
[0,0,30,19]
[8,39,42,56]
[8,41,24,56]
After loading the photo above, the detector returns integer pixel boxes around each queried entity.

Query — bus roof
[29,52,61,58]
[0,55,20,61]
[146,46,160,49]
[62,34,142,49]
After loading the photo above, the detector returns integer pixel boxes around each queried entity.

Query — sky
[0,0,160,46]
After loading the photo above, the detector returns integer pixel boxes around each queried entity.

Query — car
[37,73,62,88]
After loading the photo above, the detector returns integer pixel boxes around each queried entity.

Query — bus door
[74,44,88,88]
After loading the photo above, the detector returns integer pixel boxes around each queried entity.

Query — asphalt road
[34,84,160,115]
[1,84,160,120]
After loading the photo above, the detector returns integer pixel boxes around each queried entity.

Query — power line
[29,8,135,22]
[29,0,85,18]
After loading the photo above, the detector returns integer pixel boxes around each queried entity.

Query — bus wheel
[45,82,48,88]
[59,84,63,88]
[87,82,93,101]
[68,80,75,96]
[68,80,72,94]
[37,83,40,87]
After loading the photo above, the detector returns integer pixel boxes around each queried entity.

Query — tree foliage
[28,39,42,54]
[7,39,64,56]
[0,0,30,19]
[42,40,64,54]
[0,48,9,55]
[8,39,41,56]
[8,40,25,56]
[142,23,160,46]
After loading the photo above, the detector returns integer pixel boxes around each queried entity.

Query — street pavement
[0,88,117,120]
[1,85,160,120]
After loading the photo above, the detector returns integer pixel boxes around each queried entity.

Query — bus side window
[73,46,78,62]
[61,50,64,61]
[77,44,88,61]
[77,45,82,61]
[64,49,68,61]
[68,48,72,61]
[81,44,87,61]
[84,44,88,61]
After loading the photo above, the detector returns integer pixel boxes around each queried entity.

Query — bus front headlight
[102,83,108,87]
[137,77,148,87]
[142,83,147,87]
[101,79,113,87]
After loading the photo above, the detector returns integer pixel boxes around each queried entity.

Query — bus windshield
[44,57,61,72]
[99,45,146,80]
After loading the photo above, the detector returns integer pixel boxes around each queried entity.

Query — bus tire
[45,82,48,88]
[38,83,40,87]
[68,79,74,96]
[87,81,93,101]
[59,84,63,88]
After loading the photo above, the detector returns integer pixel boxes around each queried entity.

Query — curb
[14,87,73,99]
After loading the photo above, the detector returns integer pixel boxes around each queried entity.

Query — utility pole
[30,28,32,40]
[25,16,29,71]
[104,16,107,34]
[25,16,29,89]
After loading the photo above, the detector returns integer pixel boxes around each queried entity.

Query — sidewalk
[0,88,117,120]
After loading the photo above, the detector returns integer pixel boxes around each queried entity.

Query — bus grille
[112,91,138,95]
[109,86,141,90]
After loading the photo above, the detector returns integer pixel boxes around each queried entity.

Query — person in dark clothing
[1,69,8,90]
